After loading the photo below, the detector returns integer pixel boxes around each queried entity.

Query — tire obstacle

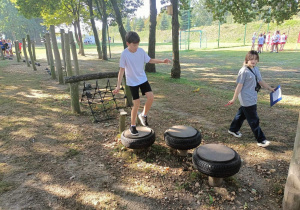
[120,126,155,153]
[164,125,202,156]
[80,79,130,122]
[192,144,242,186]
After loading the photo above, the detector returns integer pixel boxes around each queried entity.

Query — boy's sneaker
[257,140,270,148]
[138,113,148,126]
[228,130,242,138]
[130,126,139,136]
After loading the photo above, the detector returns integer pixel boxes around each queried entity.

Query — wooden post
[119,109,127,133]
[60,29,66,69]
[65,32,80,114]
[15,41,20,62]
[208,177,223,187]
[45,33,56,79]
[50,25,64,84]
[0,46,4,60]
[27,35,37,71]
[283,112,300,210]
[69,31,80,76]
[32,41,36,61]
[64,33,72,77]
[43,36,50,65]
[22,38,30,67]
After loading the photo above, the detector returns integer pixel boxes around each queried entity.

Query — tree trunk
[69,31,80,76]
[73,23,80,48]
[100,0,108,60]
[110,0,127,49]
[22,38,30,67]
[27,35,37,71]
[60,29,66,68]
[171,0,181,78]
[50,25,64,84]
[283,112,300,210]
[145,0,157,73]
[76,20,85,56]
[45,33,56,79]
[88,0,102,59]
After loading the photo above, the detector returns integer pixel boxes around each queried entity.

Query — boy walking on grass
[113,31,171,136]
[227,50,275,147]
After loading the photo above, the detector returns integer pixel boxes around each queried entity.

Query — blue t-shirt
[236,65,262,107]
[119,48,151,86]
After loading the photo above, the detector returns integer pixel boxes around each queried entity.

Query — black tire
[121,128,155,149]
[164,130,202,150]
[192,147,241,178]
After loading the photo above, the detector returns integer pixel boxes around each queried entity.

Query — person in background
[251,32,257,50]
[279,32,287,51]
[257,33,264,53]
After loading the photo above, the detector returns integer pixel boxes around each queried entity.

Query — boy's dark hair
[125,31,140,44]
[245,50,259,63]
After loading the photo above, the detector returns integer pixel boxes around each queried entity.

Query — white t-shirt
[119,48,151,86]
[280,34,286,43]
[252,35,256,43]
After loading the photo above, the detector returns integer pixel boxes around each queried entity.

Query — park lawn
[0,44,299,209]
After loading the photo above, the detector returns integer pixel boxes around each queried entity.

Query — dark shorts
[129,81,152,100]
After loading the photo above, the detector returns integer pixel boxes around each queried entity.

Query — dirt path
[0,53,298,209]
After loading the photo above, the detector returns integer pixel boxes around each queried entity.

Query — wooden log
[32,41,36,61]
[27,35,37,71]
[50,25,64,84]
[69,31,80,76]
[64,32,72,77]
[60,29,66,69]
[45,33,56,79]
[70,82,81,114]
[22,38,30,67]
[0,45,4,60]
[43,37,50,65]
[64,72,119,84]
[283,112,300,210]
[15,41,20,62]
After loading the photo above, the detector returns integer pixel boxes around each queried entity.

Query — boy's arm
[228,83,243,105]
[113,68,125,94]
[258,80,275,92]
[149,58,171,64]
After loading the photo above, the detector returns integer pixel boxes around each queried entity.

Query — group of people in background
[0,39,13,57]
[251,30,287,53]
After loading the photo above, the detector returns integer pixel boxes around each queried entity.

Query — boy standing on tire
[113,31,171,136]
[227,50,274,147]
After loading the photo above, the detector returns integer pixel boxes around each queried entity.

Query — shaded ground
[0,47,299,209]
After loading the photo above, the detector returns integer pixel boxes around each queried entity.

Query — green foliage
[136,18,145,32]
[0,0,45,41]
[205,0,299,25]
[159,13,170,30]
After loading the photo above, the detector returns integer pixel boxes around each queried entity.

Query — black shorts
[129,81,152,100]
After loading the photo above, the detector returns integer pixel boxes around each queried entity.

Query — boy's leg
[142,91,154,116]
[229,106,246,132]
[131,99,140,126]
[242,105,266,143]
